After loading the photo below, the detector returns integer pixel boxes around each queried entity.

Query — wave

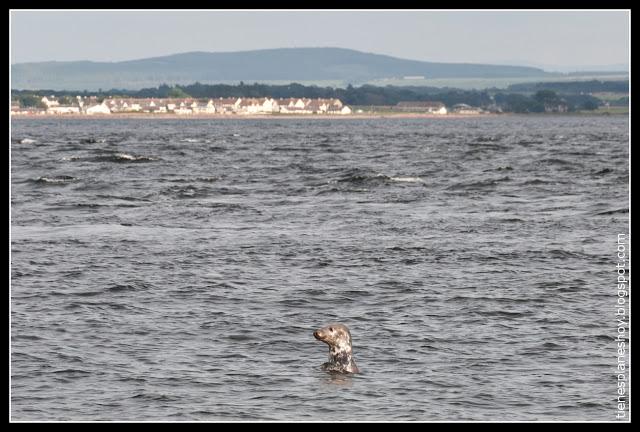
[207,145,227,152]
[161,185,213,199]
[593,168,613,176]
[131,393,178,402]
[270,146,309,152]
[33,175,77,184]
[51,368,92,375]
[538,158,583,167]
[94,194,152,202]
[515,139,544,146]
[73,290,104,297]
[106,282,154,293]
[596,208,628,215]
[165,176,220,183]
[113,153,157,162]
[447,176,511,191]
[91,153,159,163]
[483,166,513,172]
[46,202,140,210]
[519,178,555,185]
[333,169,425,186]
[316,187,368,195]
[389,176,424,183]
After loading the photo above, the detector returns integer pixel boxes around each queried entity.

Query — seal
[313,323,360,374]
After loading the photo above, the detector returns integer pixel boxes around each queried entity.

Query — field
[593,106,629,115]
[365,72,629,90]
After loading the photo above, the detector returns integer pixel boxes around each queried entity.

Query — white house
[119,101,142,112]
[261,98,279,113]
[41,96,59,108]
[86,103,111,115]
[238,98,259,114]
[202,100,217,114]
[174,106,193,115]
[279,105,312,114]
[233,97,279,114]
[211,97,241,113]
[327,105,353,115]
[47,106,80,114]
[306,100,328,113]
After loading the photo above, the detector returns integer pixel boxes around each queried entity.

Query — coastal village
[10,95,484,116]
[11,96,355,116]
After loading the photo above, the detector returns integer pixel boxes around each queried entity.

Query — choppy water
[11,116,629,421]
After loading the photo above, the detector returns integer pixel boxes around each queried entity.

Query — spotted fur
[313,323,359,374]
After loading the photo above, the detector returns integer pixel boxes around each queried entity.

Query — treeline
[494,91,599,113]
[136,82,467,105]
[13,81,614,112]
[507,79,629,94]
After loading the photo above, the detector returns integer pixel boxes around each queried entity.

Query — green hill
[11,47,550,91]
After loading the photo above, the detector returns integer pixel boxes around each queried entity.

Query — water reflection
[320,371,355,388]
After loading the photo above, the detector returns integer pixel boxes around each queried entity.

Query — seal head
[313,323,359,374]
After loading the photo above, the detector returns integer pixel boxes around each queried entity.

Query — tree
[167,87,190,98]
[17,94,47,109]
[58,95,74,105]
[581,99,599,111]
[533,90,561,105]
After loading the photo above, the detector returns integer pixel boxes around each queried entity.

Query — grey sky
[10,10,630,70]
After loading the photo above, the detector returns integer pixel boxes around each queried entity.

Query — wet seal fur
[313,323,359,374]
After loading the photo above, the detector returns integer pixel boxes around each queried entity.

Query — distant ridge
[11,47,550,91]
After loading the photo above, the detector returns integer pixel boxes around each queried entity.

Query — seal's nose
[313,330,320,339]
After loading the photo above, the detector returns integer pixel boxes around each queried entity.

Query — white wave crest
[389,176,424,183]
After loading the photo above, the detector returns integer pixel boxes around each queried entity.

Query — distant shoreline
[10,111,626,120]
[11,113,495,120]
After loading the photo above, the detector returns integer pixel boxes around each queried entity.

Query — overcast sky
[10,10,630,71]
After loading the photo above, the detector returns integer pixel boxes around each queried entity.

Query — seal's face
[313,323,359,374]
[313,323,353,352]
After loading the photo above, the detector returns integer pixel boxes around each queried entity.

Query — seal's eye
[329,327,333,332]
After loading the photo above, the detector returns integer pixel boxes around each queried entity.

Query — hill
[11,47,550,91]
